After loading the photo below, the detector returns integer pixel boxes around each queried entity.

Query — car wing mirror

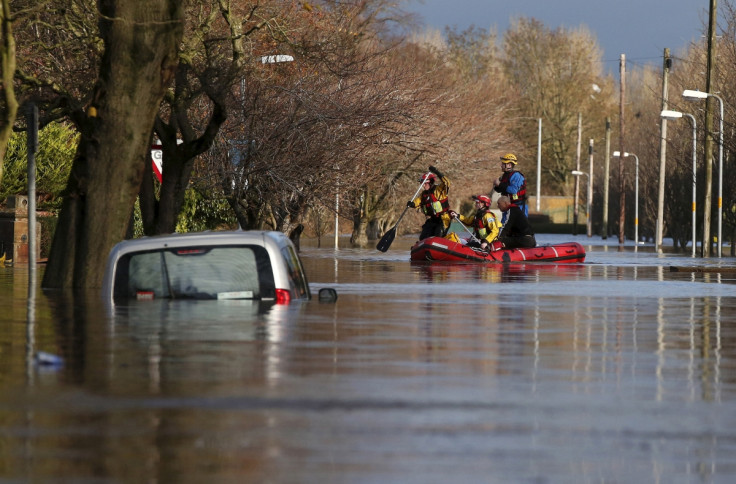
[318,288,338,303]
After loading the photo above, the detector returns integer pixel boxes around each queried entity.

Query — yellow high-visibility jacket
[410,175,451,229]
[458,209,500,244]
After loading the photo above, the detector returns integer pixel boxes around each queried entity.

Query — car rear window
[113,245,275,302]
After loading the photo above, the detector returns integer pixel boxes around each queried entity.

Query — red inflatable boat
[410,237,586,264]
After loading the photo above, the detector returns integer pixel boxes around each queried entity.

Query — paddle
[450,213,506,253]
[376,173,430,252]
[450,213,482,245]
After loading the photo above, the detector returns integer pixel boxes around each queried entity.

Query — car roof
[106,230,290,258]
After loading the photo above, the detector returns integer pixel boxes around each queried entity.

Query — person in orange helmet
[449,194,500,251]
[408,165,451,240]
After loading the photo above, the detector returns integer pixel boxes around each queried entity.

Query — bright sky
[406,0,709,71]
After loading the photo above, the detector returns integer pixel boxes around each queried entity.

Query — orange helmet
[420,172,437,183]
[472,195,491,206]
[500,153,518,164]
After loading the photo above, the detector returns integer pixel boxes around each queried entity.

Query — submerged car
[102,230,311,306]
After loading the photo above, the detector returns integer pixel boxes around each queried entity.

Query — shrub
[1,122,78,211]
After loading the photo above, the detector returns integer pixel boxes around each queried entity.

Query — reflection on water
[0,235,735,483]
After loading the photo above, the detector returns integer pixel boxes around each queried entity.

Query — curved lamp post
[612,151,639,245]
[683,89,722,257]
[660,109,697,257]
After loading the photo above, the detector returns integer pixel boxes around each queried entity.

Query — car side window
[281,246,310,298]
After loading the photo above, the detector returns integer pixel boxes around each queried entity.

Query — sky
[405,0,710,71]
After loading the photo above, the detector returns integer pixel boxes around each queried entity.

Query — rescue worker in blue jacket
[449,194,500,251]
[408,165,451,240]
[496,196,536,249]
[493,153,527,223]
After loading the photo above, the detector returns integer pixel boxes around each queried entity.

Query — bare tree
[193,0,427,244]
[361,25,517,243]
[11,0,103,126]
[716,0,736,253]
[502,17,615,194]
[140,0,294,235]
[621,66,668,243]
[655,8,730,251]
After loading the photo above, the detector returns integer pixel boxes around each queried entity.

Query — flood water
[1,234,735,483]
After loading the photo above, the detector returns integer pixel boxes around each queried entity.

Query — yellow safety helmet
[500,153,517,164]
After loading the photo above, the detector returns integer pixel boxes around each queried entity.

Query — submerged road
[0,233,734,482]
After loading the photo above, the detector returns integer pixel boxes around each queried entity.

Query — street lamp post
[683,89,722,257]
[586,138,594,237]
[536,118,542,212]
[335,178,340,249]
[571,170,591,237]
[612,151,639,245]
[660,110,697,257]
[516,117,543,212]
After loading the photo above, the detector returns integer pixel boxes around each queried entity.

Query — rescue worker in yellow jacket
[408,165,451,240]
[449,194,500,251]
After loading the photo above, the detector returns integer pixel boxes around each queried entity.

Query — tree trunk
[152,140,196,234]
[350,191,368,246]
[142,102,227,235]
[0,0,19,177]
[366,219,380,240]
[42,0,182,289]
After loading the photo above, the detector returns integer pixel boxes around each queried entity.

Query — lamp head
[660,110,683,120]
[683,89,708,100]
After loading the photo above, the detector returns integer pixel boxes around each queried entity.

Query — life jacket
[499,170,527,204]
[421,190,449,217]
[444,231,461,243]
[473,209,496,239]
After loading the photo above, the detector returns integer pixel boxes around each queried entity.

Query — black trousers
[419,217,446,240]
[499,234,536,249]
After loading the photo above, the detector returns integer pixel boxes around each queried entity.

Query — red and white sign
[151,144,163,183]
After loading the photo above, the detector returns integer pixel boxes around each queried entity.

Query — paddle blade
[376,227,397,252]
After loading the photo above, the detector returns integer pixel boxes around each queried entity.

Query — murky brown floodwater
[1,234,735,483]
